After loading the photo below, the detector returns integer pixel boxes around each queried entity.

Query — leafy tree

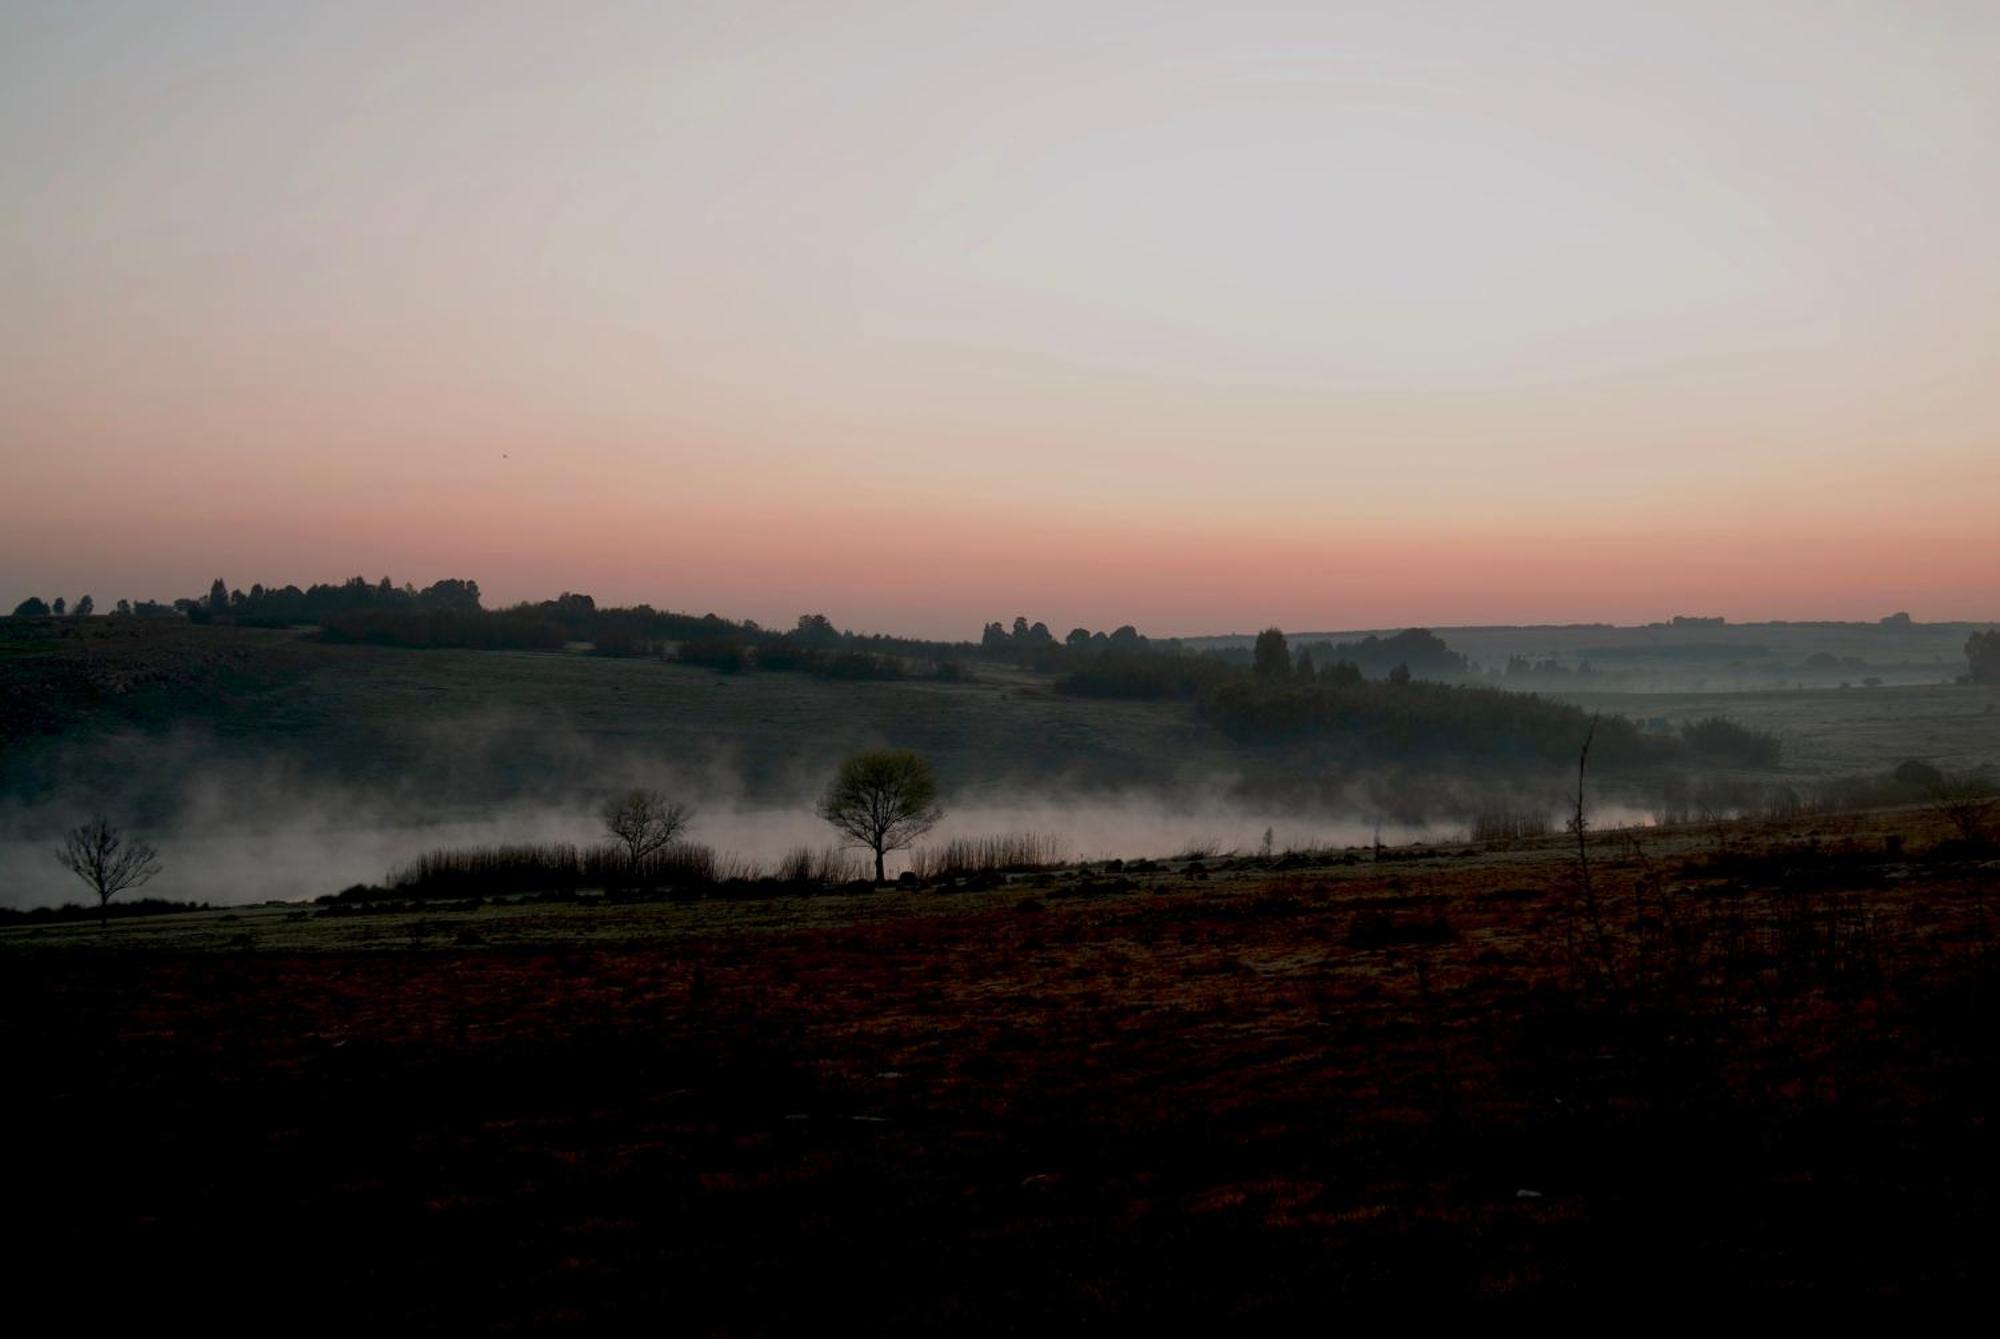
[1065,627,1092,648]
[1388,663,1412,686]
[74,595,94,617]
[1253,627,1290,677]
[56,818,163,929]
[209,578,229,613]
[51,597,66,616]
[115,599,132,616]
[10,597,49,618]
[816,749,942,883]
[600,789,693,870]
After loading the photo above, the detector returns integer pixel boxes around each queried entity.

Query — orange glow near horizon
[5,3,2000,637]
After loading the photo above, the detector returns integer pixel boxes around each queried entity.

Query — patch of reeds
[1469,807,1553,845]
[910,832,1066,880]
[386,840,719,897]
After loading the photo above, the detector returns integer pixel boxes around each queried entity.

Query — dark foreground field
[6,810,1995,1327]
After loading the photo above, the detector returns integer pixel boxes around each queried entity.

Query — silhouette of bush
[677,638,745,673]
[1680,716,1782,767]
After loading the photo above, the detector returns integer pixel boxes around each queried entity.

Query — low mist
[0,715,1674,911]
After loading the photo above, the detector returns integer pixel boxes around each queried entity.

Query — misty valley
[7,593,1997,1326]
[10,6,2000,1323]
[4,598,1992,913]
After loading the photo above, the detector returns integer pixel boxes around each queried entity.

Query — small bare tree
[600,789,693,870]
[1927,773,1996,844]
[56,818,162,928]
[816,749,942,883]
[1566,715,1615,988]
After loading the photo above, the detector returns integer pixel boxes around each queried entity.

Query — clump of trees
[55,818,162,929]
[817,749,942,883]
[7,594,97,619]
[172,575,488,627]
[320,607,568,650]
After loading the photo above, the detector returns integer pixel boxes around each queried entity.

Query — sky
[4,1,1997,638]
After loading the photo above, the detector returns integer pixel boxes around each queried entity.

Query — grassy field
[7,622,1994,809]
[1560,681,2000,776]
[1190,618,1988,690]
[0,620,1237,807]
[6,804,1994,1325]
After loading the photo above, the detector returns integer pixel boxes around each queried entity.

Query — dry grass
[909,831,1065,880]
[4,805,1995,1325]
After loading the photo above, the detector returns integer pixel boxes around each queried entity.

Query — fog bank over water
[0,713,1671,911]
[0,785,1673,911]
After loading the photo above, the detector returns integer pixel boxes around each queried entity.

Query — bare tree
[1927,772,1996,844]
[816,749,942,883]
[1567,715,1615,985]
[56,818,162,928]
[600,789,693,870]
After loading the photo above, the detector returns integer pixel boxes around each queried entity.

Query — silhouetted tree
[793,613,840,646]
[11,597,49,618]
[51,597,66,616]
[208,579,228,613]
[1066,627,1092,648]
[1968,631,2000,685]
[600,789,693,871]
[56,818,162,929]
[1388,663,1412,686]
[816,749,941,883]
[115,599,132,616]
[74,595,94,617]
[417,578,482,611]
[1253,627,1290,677]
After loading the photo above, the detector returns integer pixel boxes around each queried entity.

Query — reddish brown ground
[6,813,1995,1328]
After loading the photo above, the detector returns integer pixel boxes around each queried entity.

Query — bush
[1894,759,1946,789]
[676,638,745,673]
